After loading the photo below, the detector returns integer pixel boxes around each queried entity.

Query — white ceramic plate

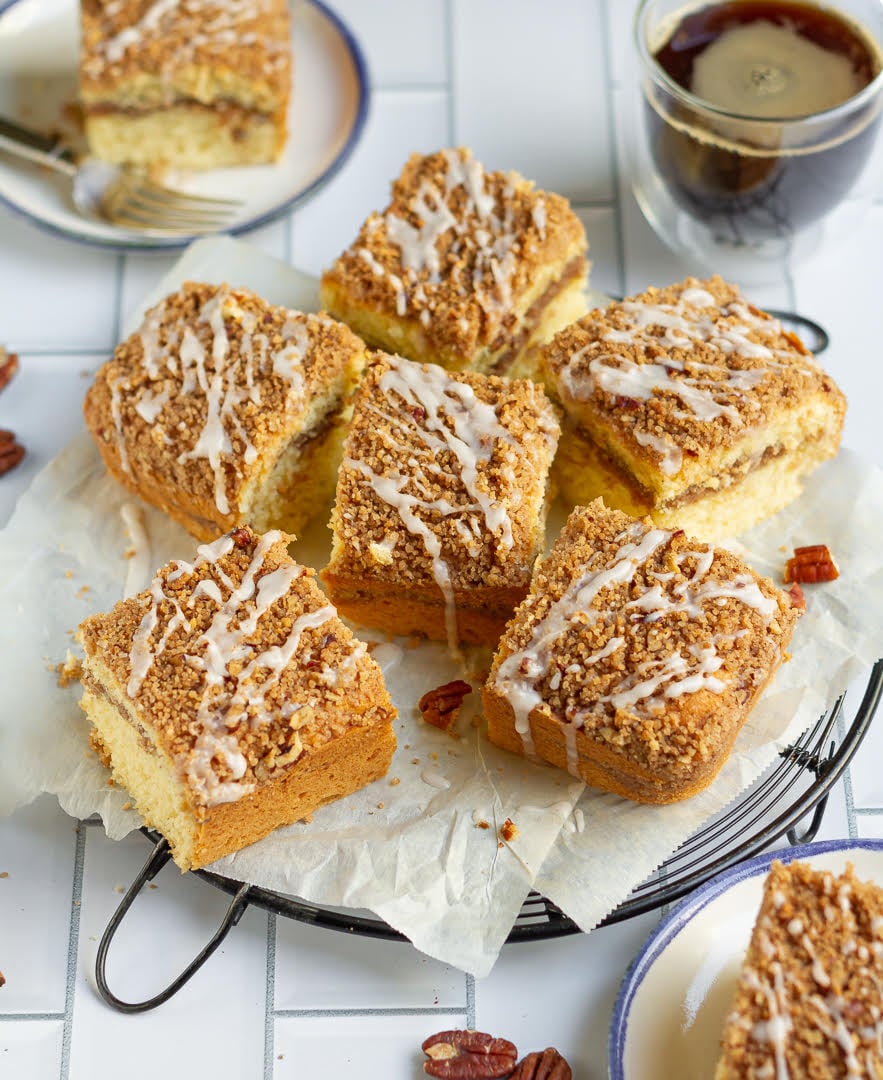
[0,0,368,250]
[608,839,883,1080]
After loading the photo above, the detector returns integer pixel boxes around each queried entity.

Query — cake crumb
[389,777,400,787]
[0,871,8,878]
[476,820,490,830]
[55,653,84,689]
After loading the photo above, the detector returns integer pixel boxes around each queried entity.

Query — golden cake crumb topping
[719,860,883,1076]
[322,148,587,356]
[542,276,843,468]
[333,353,559,643]
[80,0,291,104]
[488,501,797,768]
[87,282,363,518]
[79,528,379,810]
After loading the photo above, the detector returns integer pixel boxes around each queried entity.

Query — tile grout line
[272,1006,470,1019]
[465,973,475,1029]
[59,822,87,1080]
[112,253,126,347]
[837,706,859,840]
[444,0,456,143]
[599,0,626,298]
[0,1012,66,1022]
[853,807,883,815]
[263,913,277,1080]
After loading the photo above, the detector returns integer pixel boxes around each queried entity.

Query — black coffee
[647,1,882,244]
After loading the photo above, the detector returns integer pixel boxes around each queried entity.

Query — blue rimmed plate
[0,0,368,250]
[608,839,883,1080]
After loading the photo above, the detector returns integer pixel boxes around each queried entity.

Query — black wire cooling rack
[95,659,883,1013]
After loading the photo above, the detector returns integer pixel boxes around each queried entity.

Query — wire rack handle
[95,837,252,1013]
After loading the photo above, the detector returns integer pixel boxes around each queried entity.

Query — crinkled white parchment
[0,237,880,976]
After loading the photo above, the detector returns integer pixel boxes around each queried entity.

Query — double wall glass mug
[631,0,883,273]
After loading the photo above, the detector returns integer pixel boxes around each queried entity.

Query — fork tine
[134,179,244,210]
[117,197,235,225]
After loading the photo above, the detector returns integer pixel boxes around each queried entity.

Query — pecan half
[784,544,839,584]
[0,429,25,476]
[0,969,5,988]
[510,1049,572,1080]
[419,680,472,733]
[422,1030,517,1079]
[0,348,18,392]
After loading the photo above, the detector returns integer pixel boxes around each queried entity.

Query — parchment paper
[0,237,880,976]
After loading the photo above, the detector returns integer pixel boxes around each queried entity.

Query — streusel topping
[80,0,291,104]
[79,528,377,810]
[332,353,559,641]
[488,501,797,769]
[322,148,587,356]
[88,282,364,518]
[542,276,843,471]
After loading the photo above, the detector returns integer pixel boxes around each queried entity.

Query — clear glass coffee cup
[632,0,883,273]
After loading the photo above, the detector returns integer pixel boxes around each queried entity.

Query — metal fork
[0,116,242,234]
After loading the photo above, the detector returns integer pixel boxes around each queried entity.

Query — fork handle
[0,116,77,176]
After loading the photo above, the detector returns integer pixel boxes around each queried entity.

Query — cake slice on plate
[80,0,291,168]
[716,859,883,1077]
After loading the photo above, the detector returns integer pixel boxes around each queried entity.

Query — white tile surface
[274,919,466,1011]
[0,797,75,1014]
[272,1013,453,1079]
[327,0,448,87]
[0,210,119,352]
[0,1020,63,1076]
[450,0,613,203]
[68,827,268,1080]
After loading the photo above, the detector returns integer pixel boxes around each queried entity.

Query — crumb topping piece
[89,282,362,517]
[488,502,795,769]
[543,276,840,468]
[324,148,587,355]
[333,353,559,643]
[79,527,373,810]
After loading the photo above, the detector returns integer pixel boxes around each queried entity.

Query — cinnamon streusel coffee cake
[540,276,846,540]
[84,281,368,542]
[483,501,801,804]
[320,352,561,648]
[716,859,883,1078]
[79,0,291,169]
[78,527,397,871]
[320,148,589,375]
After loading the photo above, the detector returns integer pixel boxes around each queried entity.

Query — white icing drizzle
[108,377,131,475]
[490,521,778,757]
[119,286,322,517]
[558,285,819,472]
[421,769,451,791]
[377,150,527,334]
[125,531,341,807]
[350,355,521,653]
[120,502,151,600]
[745,963,792,1080]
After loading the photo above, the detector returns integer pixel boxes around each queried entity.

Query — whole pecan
[0,348,18,392]
[783,544,839,584]
[0,429,25,476]
[419,680,472,733]
[509,1048,572,1080]
[422,1030,517,1079]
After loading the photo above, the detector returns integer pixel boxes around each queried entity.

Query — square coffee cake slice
[540,276,846,540]
[483,500,801,803]
[321,352,560,648]
[84,281,368,541]
[320,147,589,375]
[78,527,396,871]
[80,0,291,168]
